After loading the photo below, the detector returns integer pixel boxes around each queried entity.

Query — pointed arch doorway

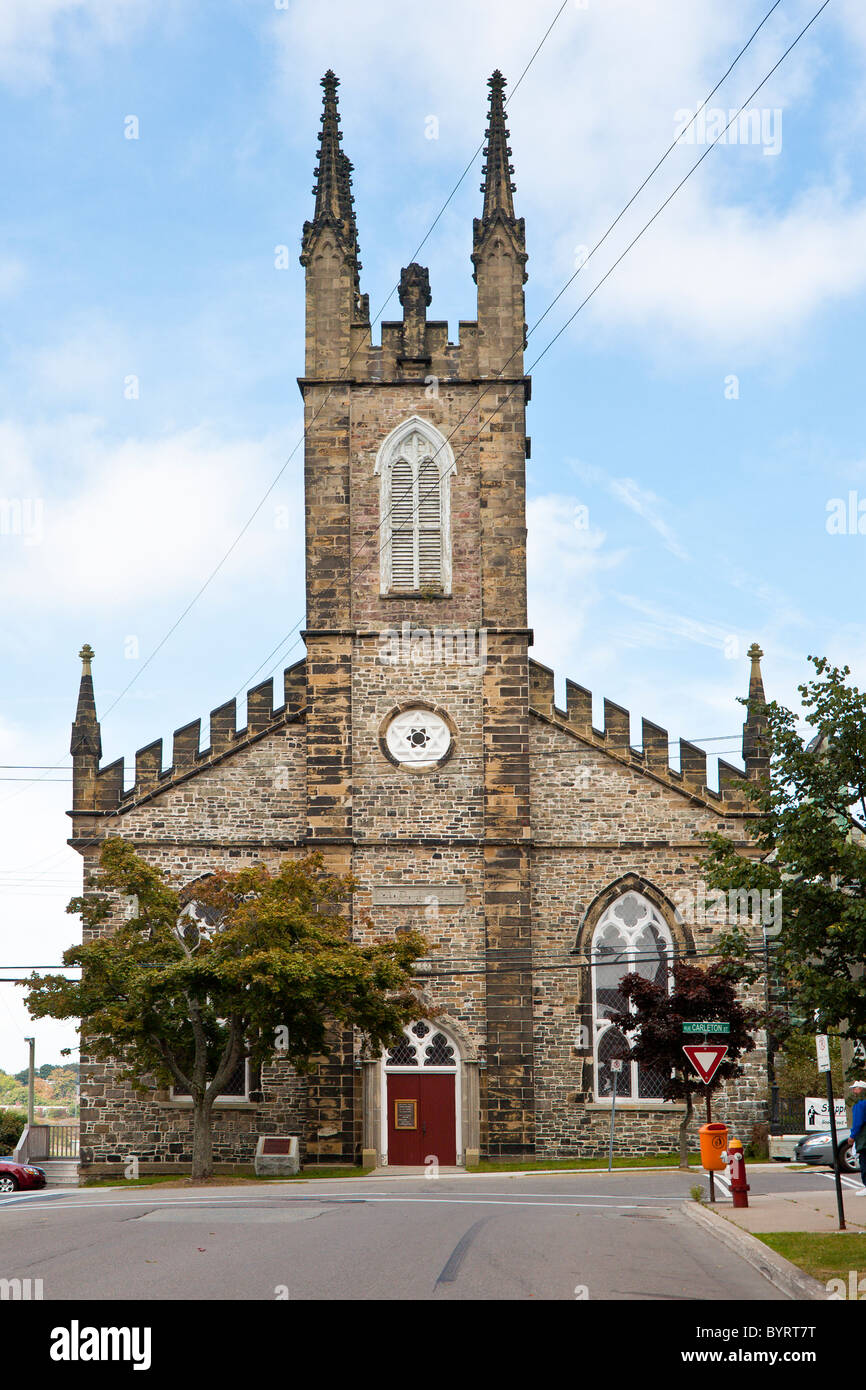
[382,1022,459,1166]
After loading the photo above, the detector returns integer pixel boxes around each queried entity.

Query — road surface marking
[818,1171,863,1193]
[0,1194,657,1214]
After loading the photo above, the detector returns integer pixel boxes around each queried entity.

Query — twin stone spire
[71,71,770,796]
[301,67,527,324]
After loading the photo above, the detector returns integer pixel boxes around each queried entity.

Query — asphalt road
[0,1164,834,1301]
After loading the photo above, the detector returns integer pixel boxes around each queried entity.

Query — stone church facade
[70,71,770,1176]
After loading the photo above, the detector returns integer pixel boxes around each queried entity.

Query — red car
[0,1160,46,1194]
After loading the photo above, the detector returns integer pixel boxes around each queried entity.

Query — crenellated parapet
[529,656,760,812]
[69,654,307,820]
[330,299,507,388]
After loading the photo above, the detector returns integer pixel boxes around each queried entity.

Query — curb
[681,1201,828,1301]
[388,1165,695,1180]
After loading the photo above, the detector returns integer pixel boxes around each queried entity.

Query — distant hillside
[0,1063,79,1116]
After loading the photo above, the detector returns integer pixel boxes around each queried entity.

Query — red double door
[386,1073,456,1165]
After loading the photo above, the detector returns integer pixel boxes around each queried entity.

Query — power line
[236,0,799,691]
[0,741,745,784]
[345,0,833,612]
[0,0,811,878]
[0,3,572,823]
[0,937,775,973]
[1,0,778,819]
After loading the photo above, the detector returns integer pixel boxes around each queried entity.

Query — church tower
[68,67,772,1180]
[299,69,535,1159]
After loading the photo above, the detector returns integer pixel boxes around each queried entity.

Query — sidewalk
[368,1165,464,1178]
[717,1185,866,1235]
[684,1185,866,1300]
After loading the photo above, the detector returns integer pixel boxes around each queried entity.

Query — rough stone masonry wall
[348,382,484,628]
[347,364,535,1155]
[76,725,311,1176]
[529,715,769,1158]
[350,634,487,1052]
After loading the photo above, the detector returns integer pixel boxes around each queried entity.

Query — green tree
[47,1067,79,1104]
[607,960,761,1168]
[774,1029,844,1099]
[20,839,429,1181]
[703,656,866,1045]
[0,1073,26,1107]
[0,1108,25,1153]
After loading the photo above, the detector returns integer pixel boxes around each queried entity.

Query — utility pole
[23,1036,35,1127]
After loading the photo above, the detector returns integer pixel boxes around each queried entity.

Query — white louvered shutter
[417,458,441,586]
[390,458,414,589]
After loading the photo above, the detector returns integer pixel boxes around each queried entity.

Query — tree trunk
[190,1097,215,1182]
[679,1087,694,1169]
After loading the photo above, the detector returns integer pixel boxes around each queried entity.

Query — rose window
[384,708,452,768]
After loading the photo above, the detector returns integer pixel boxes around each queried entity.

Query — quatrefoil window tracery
[591,891,673,1102]
[385,1025,458,1069]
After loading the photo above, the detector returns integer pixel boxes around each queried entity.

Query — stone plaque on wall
[372,885,465,907]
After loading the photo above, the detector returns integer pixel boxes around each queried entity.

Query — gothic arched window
[375,416,454,595]
[591,890,673,1102]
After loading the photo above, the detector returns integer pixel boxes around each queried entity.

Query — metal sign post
[706,1089,715,1204]
[608,1059,622,1172]
[816,1033,846,1231]
[682,1022,731,1204]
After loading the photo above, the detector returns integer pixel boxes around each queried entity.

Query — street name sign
[682,1021,729,1034]
[682,1044,728,1084]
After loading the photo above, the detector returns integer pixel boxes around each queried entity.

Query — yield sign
[683,1044,728,1084]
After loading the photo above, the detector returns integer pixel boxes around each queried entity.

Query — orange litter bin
[699,1122,728,1171]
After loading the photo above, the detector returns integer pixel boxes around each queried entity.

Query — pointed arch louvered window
[376,419,453,595]
[390,458,415,589]
[417,459,442,586]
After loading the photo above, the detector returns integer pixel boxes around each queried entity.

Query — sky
[0,0,865,1071]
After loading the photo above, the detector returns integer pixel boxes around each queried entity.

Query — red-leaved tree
[607,961,761,1167]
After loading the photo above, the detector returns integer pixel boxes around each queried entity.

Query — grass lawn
[78,1154,775,1184]
[755,1232,866,1286]
[81,1166,373,1188]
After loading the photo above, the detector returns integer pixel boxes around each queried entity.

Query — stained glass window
[591,892,673,1102]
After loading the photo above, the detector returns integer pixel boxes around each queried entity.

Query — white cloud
[585,184,866,359]
[613,593,741,655]
[12,318,132,406]
[608,477,690,561]
[0,258,26,297]
[526,491,627,673]
[0,773,83,1071]
[269,0,866,363]
[0,417,305,609]
[572,462,689,560]
[0,0,149,88]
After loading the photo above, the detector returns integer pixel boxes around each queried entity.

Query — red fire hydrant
[727,1137,750,1208]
